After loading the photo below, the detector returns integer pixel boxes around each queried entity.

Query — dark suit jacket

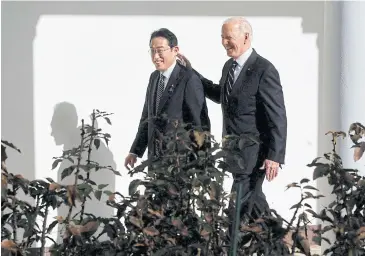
[196,49,287,164]
[130,62,211,158]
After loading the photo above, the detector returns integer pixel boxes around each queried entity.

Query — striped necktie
[225,61,238,103]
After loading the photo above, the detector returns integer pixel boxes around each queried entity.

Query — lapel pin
[168,84,175,93]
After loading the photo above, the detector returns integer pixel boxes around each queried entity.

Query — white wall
[31,15,319,244]
[4,2,365,253]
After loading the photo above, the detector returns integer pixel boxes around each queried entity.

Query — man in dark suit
[124,28,210,170]
[179,17,287,223]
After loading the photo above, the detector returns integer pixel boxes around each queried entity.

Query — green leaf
[328,200,337,208]
[77,183,93,190]
[306,209,319,218]
[47,220,58,234]
[152,179,167,186]
[300,178,310,184]
[307,157,322,167]
[303,185,319,191]
[67,157,74,163]
[285,182,300,190]
[290,203,302,210]
[305,191,315,198]
[98,184,109,190]
[86,179,97,186]
[23,227,34,238]
[313,164,330,180]
[51,196,58,209]
[104,117,112,125]
[52,159,62,170]
[304,203,312,209]
[94,139,100,149]
[61,166,75,180]
[46,177,55,183]
[129,179,141,196]
[94,190,102,200]
[103,190,113,196]
[112,170,121,176]
[1,140,21,153]
[198,174,211,186]
[104,137,109,146]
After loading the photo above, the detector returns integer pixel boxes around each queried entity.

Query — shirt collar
[234,47,253,67]
[160,59,177,81]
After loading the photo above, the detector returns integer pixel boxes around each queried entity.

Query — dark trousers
[226,142,270,237]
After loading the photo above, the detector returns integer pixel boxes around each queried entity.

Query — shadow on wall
[50,102,116,241]
[2,0,341,250]
[1,0,329,187]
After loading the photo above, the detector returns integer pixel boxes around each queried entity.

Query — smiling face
[150,37,179,71]
[221,21,250,59]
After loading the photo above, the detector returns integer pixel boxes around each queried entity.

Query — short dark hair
[150,28,178,48]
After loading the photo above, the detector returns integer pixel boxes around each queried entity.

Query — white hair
[223,17,253,40]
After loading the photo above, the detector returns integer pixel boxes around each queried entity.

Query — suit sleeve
[129,77,151,158]
[258,64,287,164]
[192,62,228,104]
[184,73,205,129]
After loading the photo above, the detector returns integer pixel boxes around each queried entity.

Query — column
[340,1,365,174]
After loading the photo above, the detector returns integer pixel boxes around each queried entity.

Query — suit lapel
[230,49,258,95]
[157,64,182,114]
[150,71,159,112]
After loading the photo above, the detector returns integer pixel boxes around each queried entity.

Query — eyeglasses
[149,47,171,56]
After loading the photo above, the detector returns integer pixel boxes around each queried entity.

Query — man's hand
[124,153,137,170]
[260,159,280,181]
[177,53,192,69]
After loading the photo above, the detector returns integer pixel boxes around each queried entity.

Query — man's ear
[244,33,250,44]
[173,46,180,54]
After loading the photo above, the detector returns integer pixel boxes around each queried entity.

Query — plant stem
[291,209,303,255]
[66,119,86,223]
[12,207,17,242]
[25,195,40,248]
[285,196,304,235]
[11,188,18,242]
[282,190,305,255]
[80,110,97,222]
[213,212,219,253]
[40,205,49,256]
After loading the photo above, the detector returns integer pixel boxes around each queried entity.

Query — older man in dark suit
[179,17,287,230]
[124,28,210,169]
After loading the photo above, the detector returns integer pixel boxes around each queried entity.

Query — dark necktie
[155,73,165,114]
[154,73,165,157]
[225,61,238,103]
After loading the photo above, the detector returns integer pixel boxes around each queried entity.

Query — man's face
[150,37,178,71]
[221,22,249,59]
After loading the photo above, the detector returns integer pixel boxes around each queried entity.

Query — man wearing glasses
[124,28,210,170]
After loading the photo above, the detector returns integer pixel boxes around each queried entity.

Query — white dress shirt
[160,59,177,89]
[233,47,253,83]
